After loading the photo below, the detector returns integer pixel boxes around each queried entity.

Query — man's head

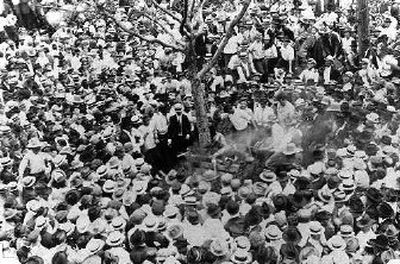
[174,103,183,116]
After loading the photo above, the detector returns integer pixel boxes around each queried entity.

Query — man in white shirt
[279,38,295,74]
[230,99,254,131]
[223,31,240,67]
[249,34,266,75]
[299,58,319,83]
[18,138,50,182]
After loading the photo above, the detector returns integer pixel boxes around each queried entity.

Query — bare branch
[188,0,196,21]
[140,12,186,47]
[104,11,185,51]
[196,0,250,79]
[150,0,181,23]
[180,0,189,36]
[150,0,191,36]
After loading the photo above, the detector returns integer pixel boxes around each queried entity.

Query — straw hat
[259,170,277,183]
[166,224,184,240]
[22,176,36,188]
[106,231,125,247]
[309,221,324,236]
[317,189,333,203]
[230,249,252,264]
[210,238,230,257]
[327,235,347,251]
[265,225,282,240]
[26,137,43,148]
[86,238,105,255]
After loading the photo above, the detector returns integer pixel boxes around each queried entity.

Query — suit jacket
[321,33,341,57]
[194,33,207,57]
[168,114,191,139]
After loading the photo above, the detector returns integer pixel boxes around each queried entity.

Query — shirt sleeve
[18,155,29,179]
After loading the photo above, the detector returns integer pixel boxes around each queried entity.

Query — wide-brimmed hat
[377,202,394,219]
[282,143,302,155]
[209,238,229,257]
[0,156,13,167]
[384,224,399,238]
[122,190,137,206]
[365,188,383,203]
[327,235,347,251]
[265,225,282,240]
[102,180,116,193]
[142,215,158,232]
[282,227,302,244]
[179,184,194,197]
[106,231,125,247]
[253,182,268,196]
[111,216,127,231]
[333,190,348,203]
[317,189,333,203]
[259,170,276,183]
[86,238,105,255]
[339,179,356,192]
[368,235,389,251]
[339,225,354,238]
[234,236,251,251]
[51,169,67,183]
[22,176,36,188]
[309,221,324,236]
[53,155,67,167]
[26,137,43,148]
[201,170,219,182]
[230,249,252,264]
[166,224,184,240]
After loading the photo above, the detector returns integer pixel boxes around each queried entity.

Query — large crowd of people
[1,0,400,263]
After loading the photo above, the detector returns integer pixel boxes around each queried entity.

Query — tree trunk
[357,0,369,56]
[191,76,212,149]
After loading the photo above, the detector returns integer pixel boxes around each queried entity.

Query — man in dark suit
[168,103,191,156]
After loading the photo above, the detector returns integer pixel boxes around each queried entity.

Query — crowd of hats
[1,0,400,263]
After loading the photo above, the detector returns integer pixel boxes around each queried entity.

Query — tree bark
[357,0,369,56]
[191,76,211,149]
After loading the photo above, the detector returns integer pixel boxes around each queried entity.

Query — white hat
[265,225,282,240]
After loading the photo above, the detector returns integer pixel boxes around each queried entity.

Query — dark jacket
[168,114,191,139]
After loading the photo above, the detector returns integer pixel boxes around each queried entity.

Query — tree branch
[188,0,196,21]
[180,0,189,36]
[104,11,185,51]
[196,0,250,79]
[150,0,181,23]
[140,12,186,47]
[150,0,191,35]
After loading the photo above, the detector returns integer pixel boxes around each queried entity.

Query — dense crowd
[1,0,400,263]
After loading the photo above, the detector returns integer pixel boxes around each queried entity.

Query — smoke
[216,112,338,167]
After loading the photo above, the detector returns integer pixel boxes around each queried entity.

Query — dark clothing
[168,114,191,155]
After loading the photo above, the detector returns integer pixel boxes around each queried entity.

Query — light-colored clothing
[18,151,49,178]
[230,108,253,131]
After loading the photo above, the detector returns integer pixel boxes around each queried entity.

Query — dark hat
[377,202,394,219]
[280,243,300,260]
[293,177,310,190]
[314,210,332,222]
[282,226,302,245]
[366,188,383,204]
[187,210,200,225]
[273,194,288,211]
[368,235,389,251]
[349,198,364,215]
[381,135,392,145]
[206,203,221,218]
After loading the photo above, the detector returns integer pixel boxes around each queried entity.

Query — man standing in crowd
[168,103,191,157]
